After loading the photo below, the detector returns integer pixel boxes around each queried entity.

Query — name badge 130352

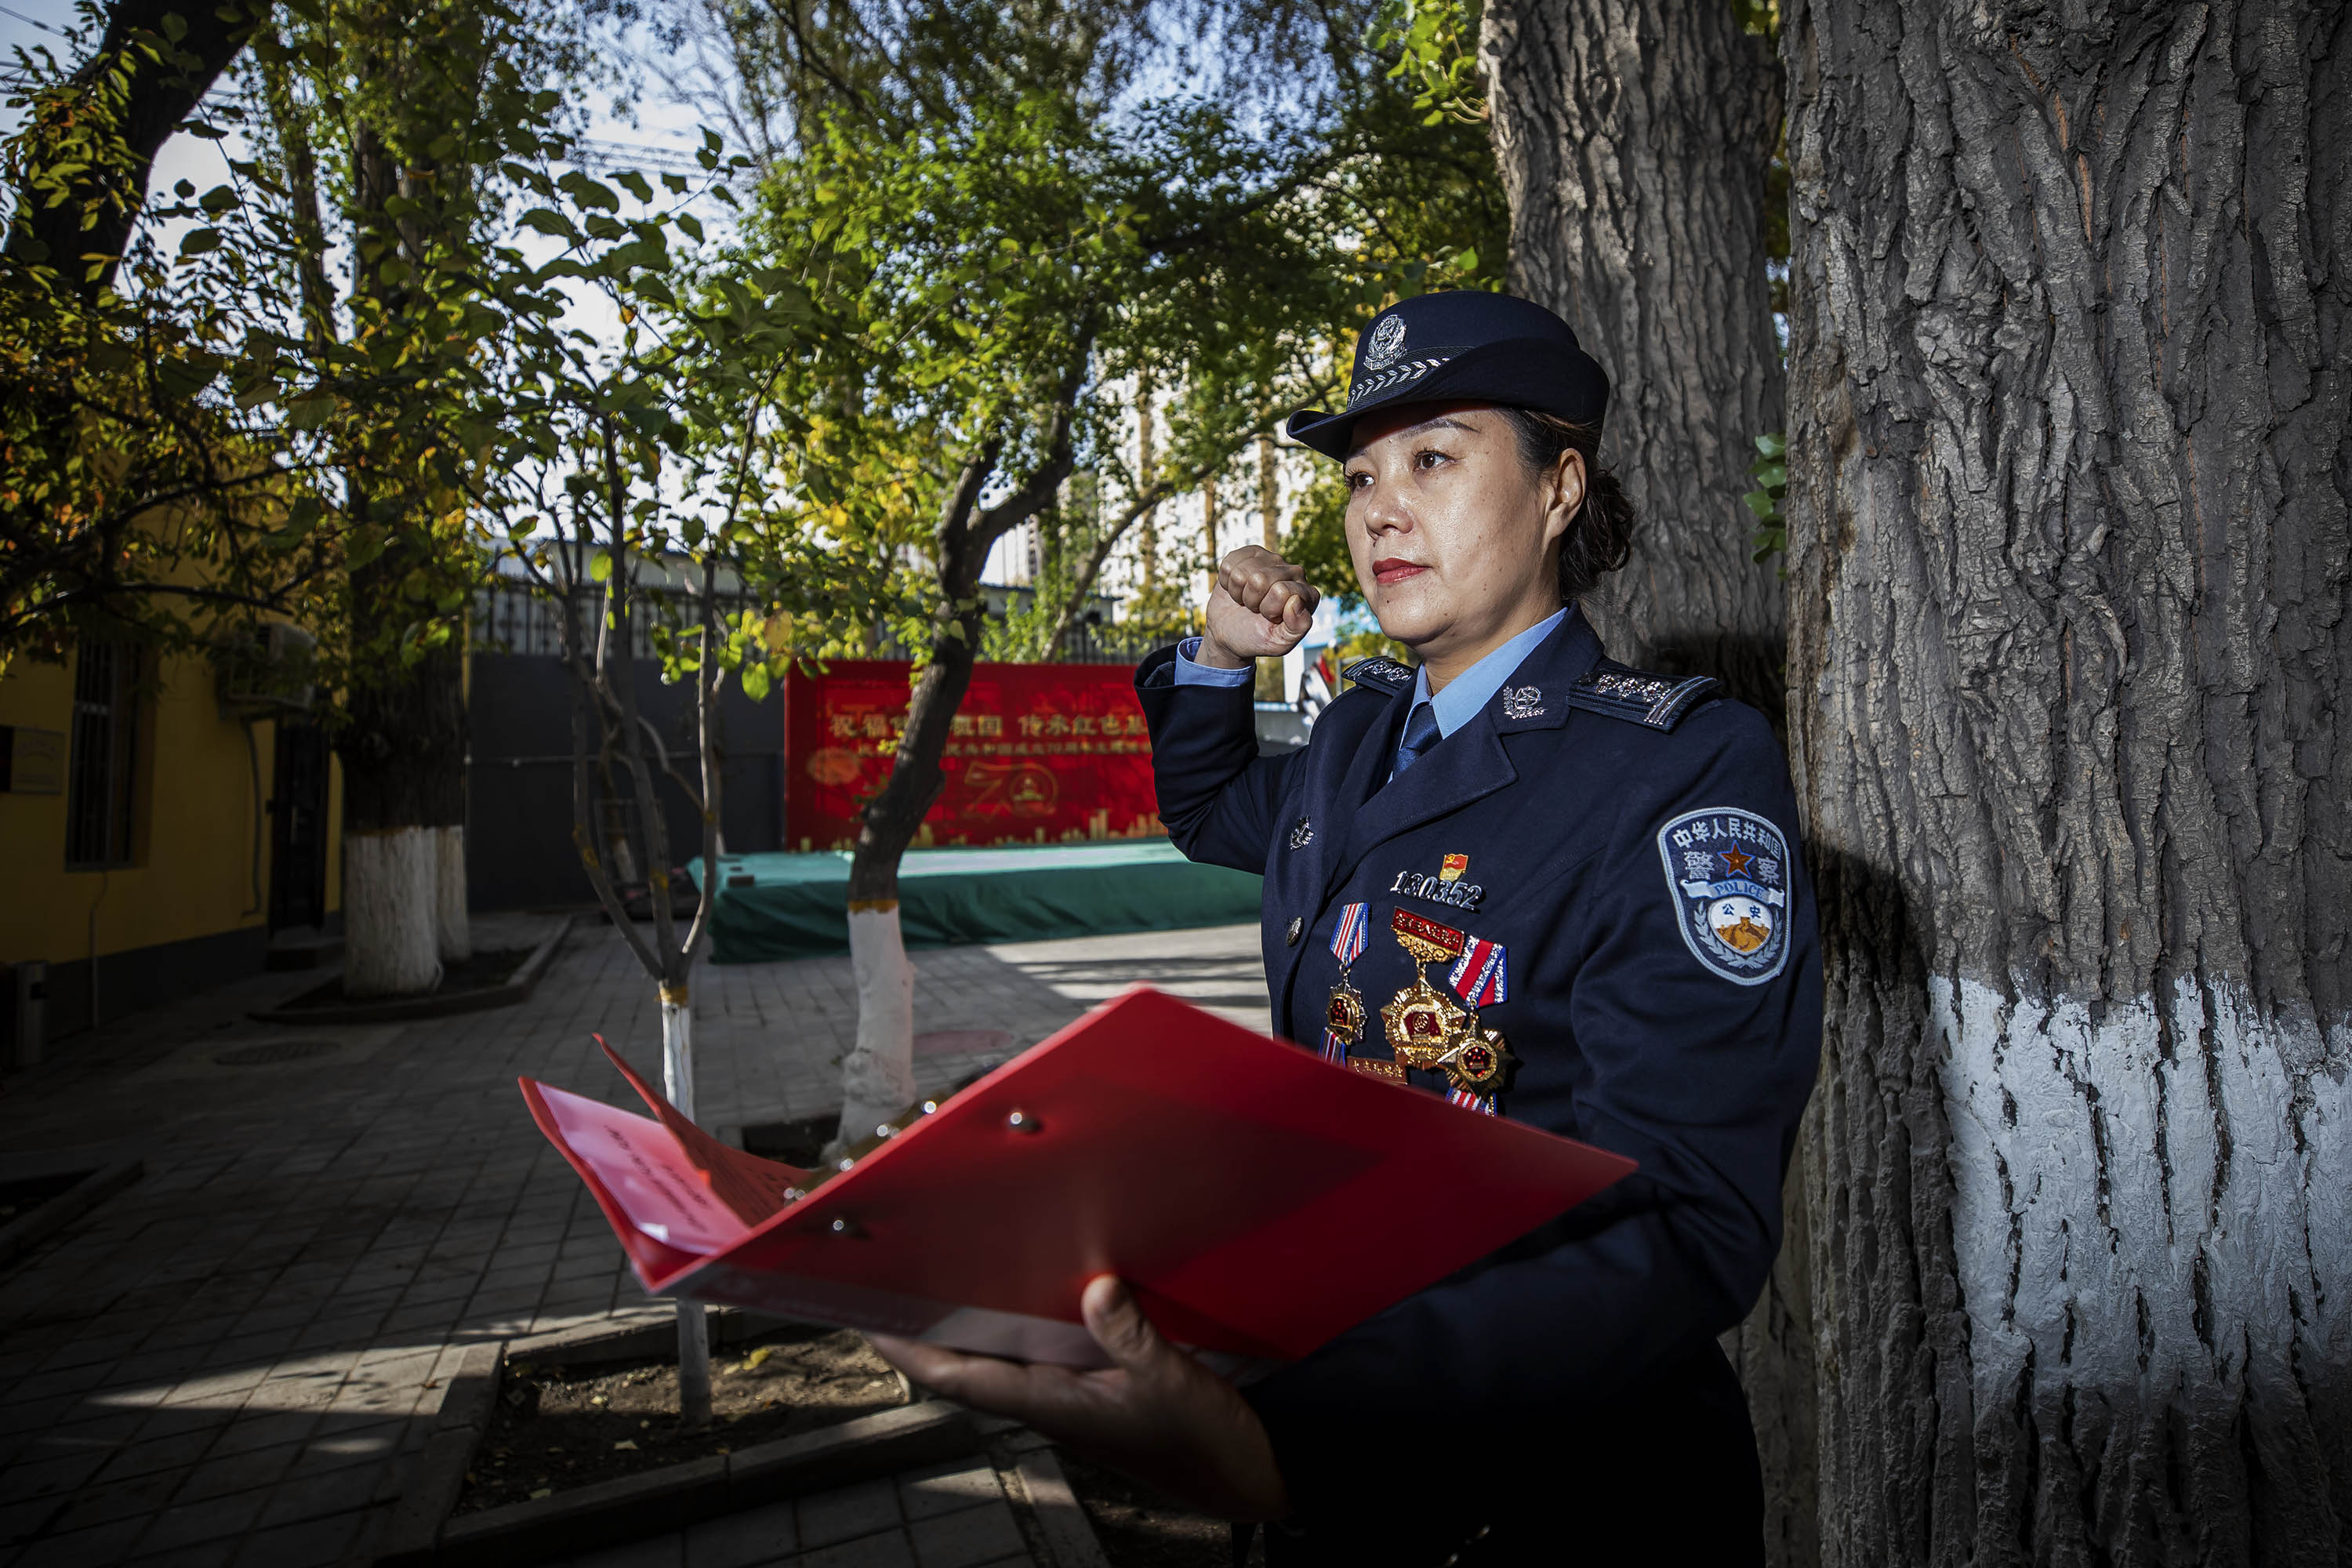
[1390,868,1483,911]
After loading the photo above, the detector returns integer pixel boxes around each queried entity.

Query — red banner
[782,660,1164,851]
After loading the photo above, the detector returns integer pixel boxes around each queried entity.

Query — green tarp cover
[691,840,1265,964]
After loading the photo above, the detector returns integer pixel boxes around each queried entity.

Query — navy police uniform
[1134,608,1821,1563]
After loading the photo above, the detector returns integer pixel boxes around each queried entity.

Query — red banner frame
[782,660,1164,852]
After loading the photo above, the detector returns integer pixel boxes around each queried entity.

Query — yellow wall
[0,646,342,967]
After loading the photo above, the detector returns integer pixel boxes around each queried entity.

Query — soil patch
[739,1116,833,1168]
[277,947,532,1011]
[1058,1453,1265,1568]
[454,1323,909,1515]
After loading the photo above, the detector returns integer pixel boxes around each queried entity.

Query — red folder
[521,986,1633,1367]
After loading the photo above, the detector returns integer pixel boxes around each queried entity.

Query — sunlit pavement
[0,915,1266,1567]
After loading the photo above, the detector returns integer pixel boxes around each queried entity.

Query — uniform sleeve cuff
[1173,637,1254,687]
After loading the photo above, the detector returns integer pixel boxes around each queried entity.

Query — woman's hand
[868,1276,1290,1522]
[1200,546,1319,666]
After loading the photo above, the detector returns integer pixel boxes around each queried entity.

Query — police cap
[1284,291,1610,461]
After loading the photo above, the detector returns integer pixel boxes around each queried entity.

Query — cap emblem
[1363,314,1406,369]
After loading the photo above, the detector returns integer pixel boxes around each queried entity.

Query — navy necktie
[1393,700,1442,778]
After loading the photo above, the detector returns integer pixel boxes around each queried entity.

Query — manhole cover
[214,1039,340,1066]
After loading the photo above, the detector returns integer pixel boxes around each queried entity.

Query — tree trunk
[837,455,999,1149]
[1483,0,1788,717]
[435,824,470,961]
[1137,383,1160,596]
[837,628,977,1144]
[662,985,712,1425]
[1483,2,1809,1553]
[1202,473,1219,598]
[339,575,463,996]
[1782,0,2350,1562]
[335,57,472,1000]
[341,826,440,995]
[837,381,1083,1146]
[1259,436,1280,551]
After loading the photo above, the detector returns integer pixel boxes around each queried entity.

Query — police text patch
[1657,808,1791,985]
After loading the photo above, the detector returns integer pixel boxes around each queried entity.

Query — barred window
[66,641,141,868]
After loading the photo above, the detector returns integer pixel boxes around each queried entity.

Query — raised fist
[1200,546,1319,665]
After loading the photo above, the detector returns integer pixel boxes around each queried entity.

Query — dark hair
[1494,406,1635,604]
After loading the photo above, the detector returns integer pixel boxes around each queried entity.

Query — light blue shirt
[1174,606,1569,775]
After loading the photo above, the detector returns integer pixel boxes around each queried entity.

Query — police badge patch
[1657,808,1792,985]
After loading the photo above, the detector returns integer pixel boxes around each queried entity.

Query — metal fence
[474,580,1170,666]
[1050,621,1169,665]
[472,583,757,661]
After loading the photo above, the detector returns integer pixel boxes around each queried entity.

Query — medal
[1325,985,1367,1050]
[1320,903,1371,1062]
[1446,936,1508,1007]
[1438,938,1515,1109]
[1381,976,1468,1069]
[1439,1026,1515,1094]
[1381,907,1474,1069]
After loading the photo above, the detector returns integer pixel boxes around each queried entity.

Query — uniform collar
[1485,605,1603,734]
[1410,607,1570,739]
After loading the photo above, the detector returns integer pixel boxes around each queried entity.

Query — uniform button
[1284,916,1304,946]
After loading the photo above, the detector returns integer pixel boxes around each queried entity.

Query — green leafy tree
[735,62,1414,1143]
[2,0,619,995]
[253,0,620,993]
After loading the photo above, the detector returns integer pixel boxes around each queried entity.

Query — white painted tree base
[659,984,710,1425]
[838,903,916,1151]
[434,824,470,963]
[1934,973,2351,1537]
[343,827,442,999]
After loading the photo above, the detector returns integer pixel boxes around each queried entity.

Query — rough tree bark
[1483,5,1812,1558]
[1782,1,2350,1563]
[1482,0,1787,717]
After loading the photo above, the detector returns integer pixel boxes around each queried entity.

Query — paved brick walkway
[0,915,1265,1568]
[543,1455,1027,1568]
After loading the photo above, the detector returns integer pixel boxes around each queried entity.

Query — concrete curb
[507,1305,795,1368]
[376,1341,506,1566]
[379,1401,975,1567]
[0,1157,143,1272]
[252,916,573,1026]
[1009,1447,1114,1568]
[373,1310,980,1567]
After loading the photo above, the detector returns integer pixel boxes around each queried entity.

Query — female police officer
[871,290,1820,1564]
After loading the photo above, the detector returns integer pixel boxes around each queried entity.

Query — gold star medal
[1439,1026,1516,1094]
[1383,906,1473,1069]
[1326,983,1367,1045]
[1382,977,1468,1069]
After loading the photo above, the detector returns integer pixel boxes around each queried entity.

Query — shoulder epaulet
[1563,659,1719,731]
[1339,656,1415,695]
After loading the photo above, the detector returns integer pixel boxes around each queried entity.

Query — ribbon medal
[1447,937,1508,1008]
[1322,903,1370,1062]
[1440,937,1517,1108]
